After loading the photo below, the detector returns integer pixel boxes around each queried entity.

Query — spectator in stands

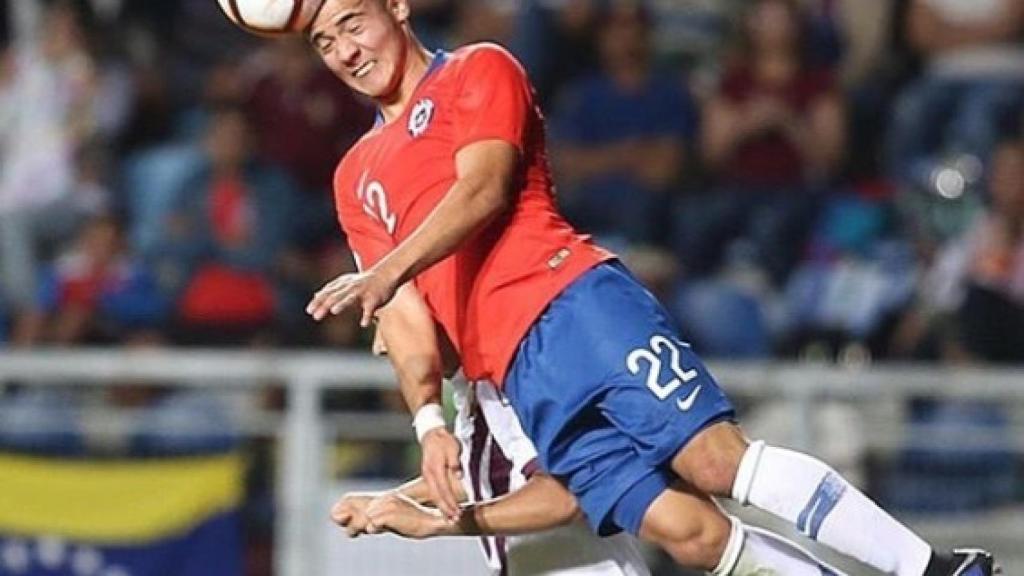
[888,0,1024,195]
[641,0,745,76]
[449,0,517,48]
[680,0,845,284]
[510,0,601,108]
[408,0,458,49]
[155,105,298,344]
[550,0,697,245]
[0,1,104,315]
[246,38,374,251]
[893,135,1024,362]
[11,215,167,346]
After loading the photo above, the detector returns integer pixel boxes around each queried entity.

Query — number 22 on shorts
[626,335,702,411]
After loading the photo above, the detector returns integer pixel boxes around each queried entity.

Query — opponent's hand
[421,427,463,520]
[306,267,398,327]
[330,492,380,538]
[365,493,452,539]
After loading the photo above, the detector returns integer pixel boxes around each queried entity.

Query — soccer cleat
[948,548,1000,576]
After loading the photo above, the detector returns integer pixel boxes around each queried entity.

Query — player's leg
[630,479,848,575]
[552,262,987,576]
[669,421,989,576]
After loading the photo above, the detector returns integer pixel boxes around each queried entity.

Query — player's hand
[330,492,380,538]
[306,267,398,327]
[421,428,463,520]
[365,493,451,540]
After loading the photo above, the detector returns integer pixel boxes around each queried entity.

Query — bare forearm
[377,285,444,412]
[394,478,436,505]
[395,476,467,505]
[378,182,505,287]
[439,475,580,536]
[373,141,518,290]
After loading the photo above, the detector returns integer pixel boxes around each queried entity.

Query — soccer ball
[216,0,325,37]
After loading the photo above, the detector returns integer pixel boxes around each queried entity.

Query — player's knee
[671,422,747,497]
[645,509,730,570]
[639,488,731,571]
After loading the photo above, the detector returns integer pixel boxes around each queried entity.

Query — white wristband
[412,403,446,443]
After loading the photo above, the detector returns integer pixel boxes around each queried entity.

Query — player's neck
[377,40,433,124]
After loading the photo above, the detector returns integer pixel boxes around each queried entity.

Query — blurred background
[0,0,1021,574]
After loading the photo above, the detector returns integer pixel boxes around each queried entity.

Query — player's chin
[349,79,388,100]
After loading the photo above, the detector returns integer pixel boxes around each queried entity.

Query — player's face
[309,0,409,100]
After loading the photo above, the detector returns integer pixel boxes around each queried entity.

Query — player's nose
[337,39,361,69]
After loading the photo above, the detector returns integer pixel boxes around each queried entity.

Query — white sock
[732,441,933,576]
[713,517,848,576]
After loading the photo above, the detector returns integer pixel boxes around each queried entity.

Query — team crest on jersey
[408,98,435,138]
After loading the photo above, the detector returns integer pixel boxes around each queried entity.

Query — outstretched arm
[372,284,466,519]
[306,139,518,326]
[362,473,581,540]
[330,475,469,537]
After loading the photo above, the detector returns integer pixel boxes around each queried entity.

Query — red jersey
[333,44,611,385]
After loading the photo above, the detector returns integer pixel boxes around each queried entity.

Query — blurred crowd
[0,0,1020,367]
[0,0,1021,367]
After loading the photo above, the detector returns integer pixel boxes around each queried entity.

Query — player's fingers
[308,291,337,320]
[307,284,338,315]
[423,464,452,518]
[432,471,460,519]
[330,291,360,316]
[425,454,459,518]
[359,299,376,327]
[331,507,352,526]
[365,494,392,518]
[317,274,352,296]
[316,287,353,320]
[442,474,462,519]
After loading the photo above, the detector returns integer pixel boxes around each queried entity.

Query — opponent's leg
[722,521,849,576]
[636,481,849,575]
[670,422,985,576]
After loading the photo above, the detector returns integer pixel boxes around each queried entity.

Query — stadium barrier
[0,349,1021,575]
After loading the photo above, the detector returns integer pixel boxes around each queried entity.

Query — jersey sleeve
[451,45,535,154]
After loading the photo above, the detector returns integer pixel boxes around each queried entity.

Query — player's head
[308,0,413,101]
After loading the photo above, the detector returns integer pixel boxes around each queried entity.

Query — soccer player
[304,1,997,574]
[336,291,843,575]
[334,369,653,575]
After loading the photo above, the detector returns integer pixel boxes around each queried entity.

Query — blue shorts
[505,261,735,536]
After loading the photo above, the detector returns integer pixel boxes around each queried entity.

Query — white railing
[1,349,1022,576]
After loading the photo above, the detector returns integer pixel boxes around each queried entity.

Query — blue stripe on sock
[797,472,847,540]
[808,473,847,540]
[796,486,819,534]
